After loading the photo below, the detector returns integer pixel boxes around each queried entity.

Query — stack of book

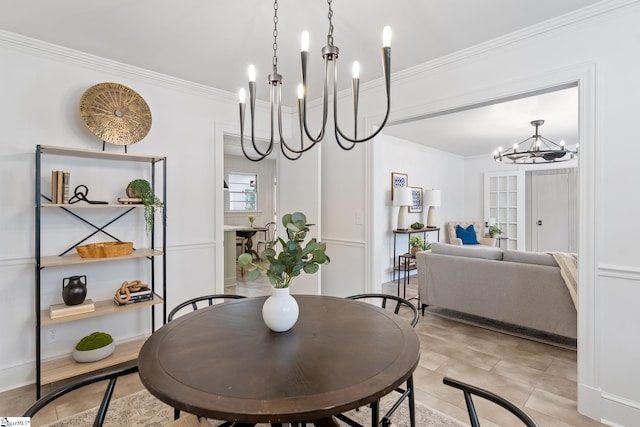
[51,170,70,204]
[113,288,154,306]
[50,299,95,319]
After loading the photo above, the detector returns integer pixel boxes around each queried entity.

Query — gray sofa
[415,242,577,339]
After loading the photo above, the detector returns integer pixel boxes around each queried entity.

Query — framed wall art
[391,172,408,200]
[408,186,423,213]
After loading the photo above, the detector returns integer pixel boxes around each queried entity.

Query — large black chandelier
[494,120,578,164]
[238,0,392,161]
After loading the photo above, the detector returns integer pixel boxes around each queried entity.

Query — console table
[392,227,440,297]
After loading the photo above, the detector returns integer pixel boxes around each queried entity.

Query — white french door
[484,171,525,250]
[529,168,578,253]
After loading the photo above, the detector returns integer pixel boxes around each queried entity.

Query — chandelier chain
[272,0,279,68]
[327,0,334,44]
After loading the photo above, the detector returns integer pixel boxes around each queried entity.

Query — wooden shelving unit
[34,144,167,397]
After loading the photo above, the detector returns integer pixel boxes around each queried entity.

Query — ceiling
[382,85,579,157]
[0,0,595,156]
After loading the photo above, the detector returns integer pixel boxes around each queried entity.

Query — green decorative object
[489,225,504,237]
[126,179,163,233]
[409,235,431,255]
[75,331,113,351]
[238,212,330,288]
[410,222,424,229]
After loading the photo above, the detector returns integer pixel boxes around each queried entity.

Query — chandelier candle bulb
[383,26,392,47]
[297,84,304,99]
[248,64,256,82]
[238,88,246,104]
[352,61,360,138]
[301,30,309,52]
[352,61,360,79]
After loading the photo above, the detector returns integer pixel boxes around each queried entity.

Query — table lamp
[424,189,441,228]
[393,186,413,230]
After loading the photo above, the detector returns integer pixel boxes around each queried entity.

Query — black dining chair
[337,293,419,427]
[23,363,239,427]
[443,377,539,426]
[167,294,247,420]
[256,221,277,255]
[168,294,247,322]
[23,365,139,427]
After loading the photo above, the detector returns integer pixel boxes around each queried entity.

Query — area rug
[425,306,577,350]
[42,389,465,427]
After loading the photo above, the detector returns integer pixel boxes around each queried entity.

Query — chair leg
[463,391,481,427]
[237,237,247,277]
[95,377,118,427]
[407,375,416,427]
[174,407,180,420]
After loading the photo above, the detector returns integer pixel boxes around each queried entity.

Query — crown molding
[394,0,637,84]
[2,0,635,112]
[0,29,236,101]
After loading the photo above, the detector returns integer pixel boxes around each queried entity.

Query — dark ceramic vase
[62,275,87,306]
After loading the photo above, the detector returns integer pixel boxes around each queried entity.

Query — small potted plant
[488,225,504,238]
[238,212,330,332]
[239,212,330,288]
[126,179,163,233]
[409,235,431,256]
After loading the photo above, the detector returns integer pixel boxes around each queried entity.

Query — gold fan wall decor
[80,82,152,146]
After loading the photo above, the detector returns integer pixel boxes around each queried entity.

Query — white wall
[0,31,281,391]
[278,142,322,295]
[321,1,640,424]
[375,134,465,284]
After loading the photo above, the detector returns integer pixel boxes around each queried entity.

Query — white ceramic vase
[262,287,299,332]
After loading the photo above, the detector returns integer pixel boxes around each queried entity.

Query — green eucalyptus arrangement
[488,225,504,237]
[126,179,163,233]
[238,212,330,288]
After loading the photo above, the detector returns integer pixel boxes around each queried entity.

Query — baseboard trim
[0,360,35,394]
[578,383,640,426]
[578,383,602,421]
[601,392,640,427]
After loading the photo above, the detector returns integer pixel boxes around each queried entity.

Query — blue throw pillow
[456,224,479,245]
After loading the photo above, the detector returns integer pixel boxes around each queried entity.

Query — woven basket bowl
[75,242,133,258]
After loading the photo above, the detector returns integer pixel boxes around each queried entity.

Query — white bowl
[73,341,115,363]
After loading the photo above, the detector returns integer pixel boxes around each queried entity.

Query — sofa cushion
[456,224,479,245]
[431,242,503,260]
[503,250,558,267]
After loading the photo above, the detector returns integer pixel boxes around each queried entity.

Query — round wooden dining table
[138,295,420,425]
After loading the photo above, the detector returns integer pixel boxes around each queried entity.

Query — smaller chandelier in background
[494,119,578,164]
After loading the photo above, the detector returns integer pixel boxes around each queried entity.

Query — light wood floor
[1,270,604,427]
